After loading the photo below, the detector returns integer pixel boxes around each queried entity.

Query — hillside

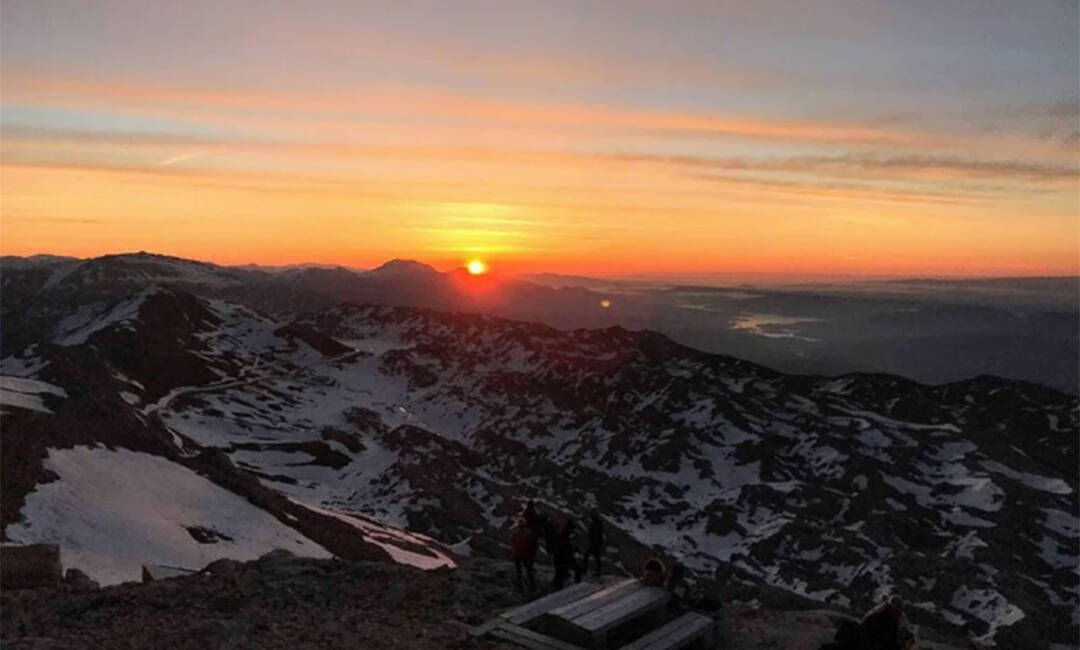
[1,551,972,650]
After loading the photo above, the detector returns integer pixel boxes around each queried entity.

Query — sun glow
[467,259,488,275]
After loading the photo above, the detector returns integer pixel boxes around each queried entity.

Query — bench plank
[617,612,714,650]
[572,586,670,634]
[548,578,641,621]
[490,622,589,650]
[502,581,609,626]
[467,619,501,637]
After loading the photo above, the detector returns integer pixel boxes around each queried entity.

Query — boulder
[63,568,100,591]
[1,544,62,590]
[256,549,296,564]
[141,564,196,582]
[201,558,239,578]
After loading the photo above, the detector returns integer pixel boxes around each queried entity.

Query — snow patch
[0,376,67,415]
[290,499,455,570]
[53,288,156,346]
[6,446,332,585]
[981,460,1073,496]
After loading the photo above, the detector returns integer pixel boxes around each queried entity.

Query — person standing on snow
[582,509,605,576]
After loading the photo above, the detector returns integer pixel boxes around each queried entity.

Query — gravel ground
[1,552,530,650]
[1,551,969,650]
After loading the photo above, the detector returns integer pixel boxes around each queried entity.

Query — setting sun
[466,259,488,275]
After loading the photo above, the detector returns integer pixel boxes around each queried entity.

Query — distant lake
[730,314,822,341]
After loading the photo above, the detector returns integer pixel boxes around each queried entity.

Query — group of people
[508,501,605,592]
[507,500,917,650]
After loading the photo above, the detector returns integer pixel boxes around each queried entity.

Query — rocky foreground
[1,551,972,650]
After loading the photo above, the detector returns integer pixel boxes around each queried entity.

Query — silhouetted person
[582,509,604,576]
[665,561,687,611]
[551,519,578,590]
[817,619,859,650]
[641,557,667,587]
[817,596,915,650]
[509,517,536,591]
[523,501,546,557]
[860,596,915,650]
[523,500,539,529]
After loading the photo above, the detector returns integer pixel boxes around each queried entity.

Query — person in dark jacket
[551,518,578,590]
[523,500,539,530]
[817,619,859,650]
[509,517,536,591]
[582,509,604,576]
[817,596,916,650]
[665,561,687,611]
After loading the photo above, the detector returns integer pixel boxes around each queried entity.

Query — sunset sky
[2,0,1078,279]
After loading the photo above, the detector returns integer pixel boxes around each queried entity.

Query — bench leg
[695,624,716,649]
[592,631,607,650]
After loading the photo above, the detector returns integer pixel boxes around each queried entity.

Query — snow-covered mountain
[6,251,1076,392]
[1,255,1077,647]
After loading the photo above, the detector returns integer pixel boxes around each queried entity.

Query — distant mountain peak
[0,254,81,269]
[35,251,244,292]
[367,259,440,277]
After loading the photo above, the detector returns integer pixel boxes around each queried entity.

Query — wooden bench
[490,622,589,650]
[616,611,715,650]
[469,581,608,636]
[547,579,640,622]
[547,579,670,647]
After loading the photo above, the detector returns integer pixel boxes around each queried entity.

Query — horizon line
[4,249,1078,287]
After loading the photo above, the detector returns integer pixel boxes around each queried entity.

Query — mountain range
[1,252,1077,647]
[5,251,1077,394]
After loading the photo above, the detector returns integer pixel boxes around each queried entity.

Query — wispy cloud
[0,74,934,148]
[158,151,201,166]
[617,152,1080,183]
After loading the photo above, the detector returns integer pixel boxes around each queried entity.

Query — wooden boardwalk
[471,577,714,650]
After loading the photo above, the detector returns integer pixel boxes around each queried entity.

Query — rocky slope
[1,257,1077,647]
[2,551,973,650]
[2,552,508,650]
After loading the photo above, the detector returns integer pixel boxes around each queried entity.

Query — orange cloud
[8,72,1075,167]
[0,74,927,147]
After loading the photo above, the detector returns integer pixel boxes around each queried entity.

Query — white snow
[0,376,67,415]
[1035,533,1077,570]
[950,585,1026,645]
[41,260,83,290]
[0,351,48,377]
[0,376,66,396]
[290,499,455,570]
[53,288,155,346]
[981,460,1073,495]
[1041,508,1080,538]
[5,446,331,585]
[942,530,989,560]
